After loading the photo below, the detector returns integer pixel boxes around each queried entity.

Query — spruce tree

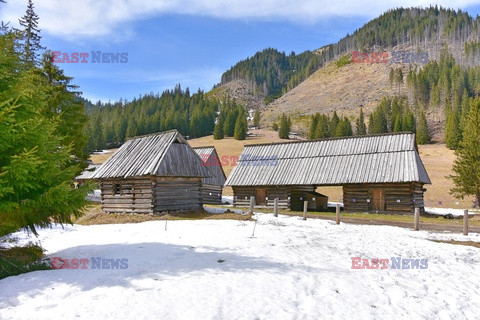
[416,110,431,144]
[330,111,340,136]
[355,108,367,135]
[450,98,480,207]
[0,35,89,236]
[16,0,44,66]
[233,112,247,140]
[445,108,461,149]
[309,114,319,139]
[253,109,261,128]
[315,115,330,138]
[213,117,224,140]
[278,113,290,139]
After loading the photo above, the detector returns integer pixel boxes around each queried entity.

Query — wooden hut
[91,130,211,214]
[193,147,226,204]
[225,132,431,213]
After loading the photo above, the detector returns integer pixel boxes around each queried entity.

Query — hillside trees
[84,88,221,151]
[355,108,367,135]
[309,113,353,139]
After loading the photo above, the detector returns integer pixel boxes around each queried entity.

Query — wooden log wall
[232,186,290,208]
[100,177,154,214]
[153,176,203,212]
[202,184,223,204]
[290,186,316,211]
[343,183,426,213]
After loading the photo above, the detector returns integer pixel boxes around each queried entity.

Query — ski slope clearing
[1,213,479,319]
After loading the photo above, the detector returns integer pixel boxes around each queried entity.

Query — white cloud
[1,0,479,40]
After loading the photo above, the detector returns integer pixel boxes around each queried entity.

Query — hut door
[371,189,385,211]
[255,188,267,206]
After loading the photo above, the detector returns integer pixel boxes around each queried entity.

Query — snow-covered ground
[1,214,479,319]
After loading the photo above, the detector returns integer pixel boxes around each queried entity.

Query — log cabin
[225,132,431,213]
[193,147,226,204]
[91,130,212,214]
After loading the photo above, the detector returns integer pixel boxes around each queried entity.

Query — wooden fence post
[414,207,420,231]
[274,198,278,217]
[303,201,308,220]
[463,209,469,235]
[249,196,255,215]
[336,204,341,225]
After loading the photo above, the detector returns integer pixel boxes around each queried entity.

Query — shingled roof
[193,146,226,186]
[91,130,211,179]
[225,132,431,186]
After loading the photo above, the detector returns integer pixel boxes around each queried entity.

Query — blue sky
[1,1,480,103]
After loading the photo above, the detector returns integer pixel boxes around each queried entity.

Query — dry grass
[418,143,475,208]
[89,149,117,164]
[74,204,252,225]
[431,240,480,249]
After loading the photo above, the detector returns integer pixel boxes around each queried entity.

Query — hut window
[114,184,121,195]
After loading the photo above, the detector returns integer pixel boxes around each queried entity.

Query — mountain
[211,6,480,141]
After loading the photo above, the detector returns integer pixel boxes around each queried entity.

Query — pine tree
[40,52,88,159]
[315,115,330,138]
[0,35,89,236]
[330,111,340,136]
[450,98,480,208]
[416,110,431,144]
[445,108,461,149]
[233,112,247,140]
[253,109,261,128]
[16,0,44,66]
[278,113,290,139]
[393,115,403,132]
[213,117,224,140]
[355,108,367,135]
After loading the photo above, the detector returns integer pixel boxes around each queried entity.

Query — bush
[335,54,351,68]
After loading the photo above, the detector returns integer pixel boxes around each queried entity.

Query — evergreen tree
[0,34,89,236]
[16,0,44,66]
[445,108,461,149]
[253,109,261,128]
[335,117,353,137]
[213,117,224,140]
[40,52,88,159]
[315,115,331,138]
[416,110,431,144]
[330,111,340,136]
[234,111,247,140]
[393,115,403,132]
[278,113,290,139]
[355,108,367,135]
[450,98,480,207]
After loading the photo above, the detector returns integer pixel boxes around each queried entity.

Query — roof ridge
[125,129,179,141]
[242,131,415,148]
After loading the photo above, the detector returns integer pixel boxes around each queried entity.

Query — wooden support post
[303,201,308,220]
[463,209,469,236]
[336,204,340,225]
[274,198,279,217]
[249,196,255,215]
[414,207,420,231]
